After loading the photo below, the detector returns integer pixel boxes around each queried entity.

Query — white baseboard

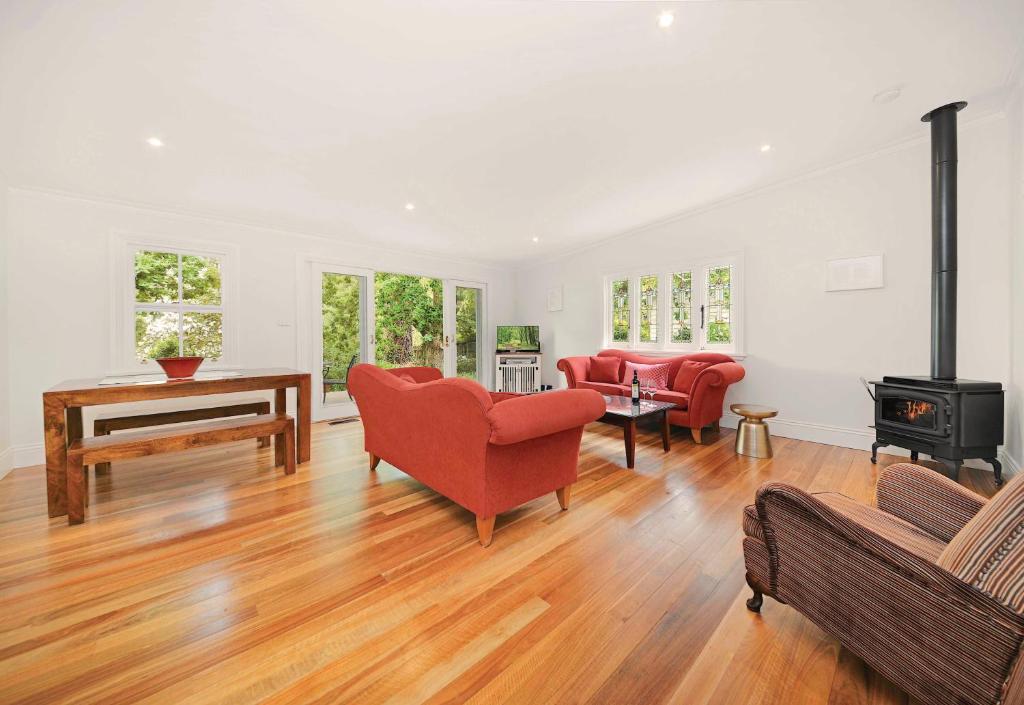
[721,413,875,451]
[0,447,12,481]
[722,413,1016,476]
[13,443,44,469]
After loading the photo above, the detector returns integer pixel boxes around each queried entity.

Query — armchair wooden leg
[745,573,763,613]
[555,485,571,510]
[476,515,496,547]
[369,453,381,471]
[691,427,703,444]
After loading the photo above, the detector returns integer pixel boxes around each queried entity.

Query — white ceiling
[1,1,1022,264]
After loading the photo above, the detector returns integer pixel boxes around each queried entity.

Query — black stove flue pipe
[921,101,966,381]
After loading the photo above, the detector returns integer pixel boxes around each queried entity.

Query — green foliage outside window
[455,287,480,379]
[671,271,692,343]
[134,250,223,362]
[706,266,732,344]
[639,275,658,343]
[611,279,629,342]
[374,273,444,370]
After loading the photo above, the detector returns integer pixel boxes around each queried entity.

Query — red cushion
[673,360,711,393]
[395,373,417,384]
[589,356,621,384]
[623,361,671,389]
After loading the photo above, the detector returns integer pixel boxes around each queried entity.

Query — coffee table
[598,395,677,468]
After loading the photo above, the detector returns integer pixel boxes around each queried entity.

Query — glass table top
[602,395,677,418]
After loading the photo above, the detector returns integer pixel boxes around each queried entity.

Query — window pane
[706,265,732,344]
[455,286,481,380]
[374,273,443,369]
[135,251,179,303]
[182,254,222,305]
[638,275,658,343]
[135,310,180,362]
[322,272,363,399]
[671,272,692,343]
[183,312,223,359]
[610,279,630,343]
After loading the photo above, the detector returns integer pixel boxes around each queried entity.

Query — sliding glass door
[314,264,373,420]
[447,281,483,381]
[312,265,485,419]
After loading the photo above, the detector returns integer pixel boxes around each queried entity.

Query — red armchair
[557,350,745,443]
[347,364,606,546]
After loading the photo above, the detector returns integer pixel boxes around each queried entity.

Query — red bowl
[156,356,205,379]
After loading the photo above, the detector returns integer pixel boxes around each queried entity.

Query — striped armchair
[742,463,1024,705]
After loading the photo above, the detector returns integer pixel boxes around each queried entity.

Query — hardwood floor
[0,420,999,705]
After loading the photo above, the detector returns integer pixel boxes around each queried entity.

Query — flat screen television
[496,325,540,352]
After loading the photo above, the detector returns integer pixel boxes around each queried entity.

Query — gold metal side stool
[730,404,778,458]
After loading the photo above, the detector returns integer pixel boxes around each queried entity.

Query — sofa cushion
[624,361,671,389]
[938,473,1024,611]
[672,360,712,393]
[589,356,621,384]
[577,380,627,396]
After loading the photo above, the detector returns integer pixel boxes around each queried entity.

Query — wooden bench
[66,413,295,525]
[92,401,272,473]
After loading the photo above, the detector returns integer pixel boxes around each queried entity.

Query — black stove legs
[985,458,1003,485]
[870,441,886,464]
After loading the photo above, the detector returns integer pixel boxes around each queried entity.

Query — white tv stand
[495,353,542,393]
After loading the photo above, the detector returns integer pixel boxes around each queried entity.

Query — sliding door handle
[700,305,705,329]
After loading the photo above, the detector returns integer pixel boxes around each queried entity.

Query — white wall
[514,114,1013,458]
[0,182,11,479]
[1008,82,1024,475]
[6,188,515,468]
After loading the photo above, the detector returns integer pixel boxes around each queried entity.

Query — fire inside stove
[881,397,937,429]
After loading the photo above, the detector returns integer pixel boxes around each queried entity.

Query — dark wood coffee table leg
[661,411,671,451]
[624,419,636,468]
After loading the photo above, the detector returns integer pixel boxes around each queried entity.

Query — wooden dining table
[41,368,311,519]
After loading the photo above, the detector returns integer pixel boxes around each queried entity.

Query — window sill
[602,347,747,361]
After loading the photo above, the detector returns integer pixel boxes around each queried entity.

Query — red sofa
[347,364,605,546]
[557,350,745,443]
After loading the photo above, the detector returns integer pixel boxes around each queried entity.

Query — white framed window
[603,253,743,355]
[109,234,239,373]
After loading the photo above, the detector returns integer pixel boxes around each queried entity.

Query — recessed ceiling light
[872,87,902,105]
[405,202,415,211]
[658,11,674,28]
[760,144,772,153]
[146,137,164,148]
[532,236,540,243]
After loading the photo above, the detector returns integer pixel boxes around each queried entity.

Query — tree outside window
[611,279,630,343]
[134,250,224,362]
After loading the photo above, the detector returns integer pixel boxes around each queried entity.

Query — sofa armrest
[688,361,745,427]
[486,389,605,445]
[876,463,986,542]
[754,482,1014,620]
[556,356,591,388]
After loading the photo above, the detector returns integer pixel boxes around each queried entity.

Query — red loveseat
[347,364,605,546]
[556,350,745,443]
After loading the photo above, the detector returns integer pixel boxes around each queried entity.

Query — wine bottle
[631,370,640,404]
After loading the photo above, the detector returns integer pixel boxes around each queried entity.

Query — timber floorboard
[0,419,1000,704]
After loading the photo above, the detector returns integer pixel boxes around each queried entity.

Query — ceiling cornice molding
[516,109,1007,271]
[6,185,508,272]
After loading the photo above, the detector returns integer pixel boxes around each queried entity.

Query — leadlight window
[638,274,659,343]
[671,271,692,343]
[611,278,630,343]
[705,265,732,344]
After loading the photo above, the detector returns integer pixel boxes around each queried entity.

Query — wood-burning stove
[869,102,1005,484]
